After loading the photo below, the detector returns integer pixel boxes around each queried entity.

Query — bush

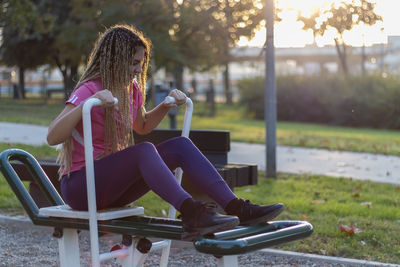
[237,74,400,129]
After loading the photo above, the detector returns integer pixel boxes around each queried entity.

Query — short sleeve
[66,83,97,106]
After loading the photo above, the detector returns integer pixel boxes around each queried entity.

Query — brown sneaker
[180,201,239,240]
[226,199,285,226]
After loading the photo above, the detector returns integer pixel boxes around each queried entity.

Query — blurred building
[181,35,400,101]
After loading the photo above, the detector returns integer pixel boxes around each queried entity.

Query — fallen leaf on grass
[311,199,326,205]
[301,214,308,220]
[361,201,372,208]
[339,223,363,235]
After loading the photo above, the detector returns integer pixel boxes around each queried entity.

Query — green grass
[0,98,64,125]
[1,98,400,156]
[237,173,400,264]
[0,143,58,159]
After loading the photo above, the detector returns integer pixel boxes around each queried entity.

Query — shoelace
[198,201,217,214]
[178,201,218,219]
[241,199,257,216]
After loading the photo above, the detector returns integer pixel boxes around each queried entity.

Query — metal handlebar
[163,96,193,137]
[81,97,118,267]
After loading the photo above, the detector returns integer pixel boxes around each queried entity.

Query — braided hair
[58,25,151,178]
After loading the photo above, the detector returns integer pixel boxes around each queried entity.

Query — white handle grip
[164,96,175,104]
[85,97,118,107]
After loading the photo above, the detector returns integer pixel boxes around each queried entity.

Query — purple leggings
[61,136,237,211]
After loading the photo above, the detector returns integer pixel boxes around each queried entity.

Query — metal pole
[265,0,277,178]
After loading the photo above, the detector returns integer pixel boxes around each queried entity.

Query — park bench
[0,97,313,267]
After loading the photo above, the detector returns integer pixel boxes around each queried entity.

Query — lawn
[0,98,64,126]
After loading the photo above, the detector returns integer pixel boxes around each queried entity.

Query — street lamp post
[265,0,277,178]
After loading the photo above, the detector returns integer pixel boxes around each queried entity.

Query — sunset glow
[238,0,396,48]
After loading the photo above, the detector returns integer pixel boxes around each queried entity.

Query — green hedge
[237,75,400,129]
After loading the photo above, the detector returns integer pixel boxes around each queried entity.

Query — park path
[229,142,400,185]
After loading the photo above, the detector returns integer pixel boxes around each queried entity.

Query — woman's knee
[124,141,158,157]
[167,136,194,148]
[135,141,158,153]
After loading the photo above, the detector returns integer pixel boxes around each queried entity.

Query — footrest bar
[194,221,313,255]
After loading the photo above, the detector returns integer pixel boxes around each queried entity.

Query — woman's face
[130,47,145,77]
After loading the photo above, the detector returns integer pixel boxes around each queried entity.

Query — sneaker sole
[181,219,239,241]
[240,205,285,226]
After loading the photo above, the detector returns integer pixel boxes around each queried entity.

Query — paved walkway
[1,122,400,185]
[229,143,400,185]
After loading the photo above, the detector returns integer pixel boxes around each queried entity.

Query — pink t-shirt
[64,78,143,174]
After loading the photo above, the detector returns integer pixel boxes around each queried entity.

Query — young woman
[47,24,284,238]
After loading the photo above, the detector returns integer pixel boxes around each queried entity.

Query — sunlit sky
[238,0,398,48]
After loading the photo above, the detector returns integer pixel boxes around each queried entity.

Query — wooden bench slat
[134,129,230,152]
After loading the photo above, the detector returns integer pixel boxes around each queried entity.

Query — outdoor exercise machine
[0,96,313,267]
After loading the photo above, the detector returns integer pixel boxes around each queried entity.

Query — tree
[158,0,265,104]
[207,0,265,104]
[0,0,54,98]
[158,0,223,93]
[297,0,382,74]
[29,0,152,97]
[44,0,180,98]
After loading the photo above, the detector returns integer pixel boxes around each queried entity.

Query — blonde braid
[58,24,151,179]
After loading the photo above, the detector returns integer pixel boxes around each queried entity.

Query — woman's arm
[47,104,83,146]
[47,89,115,146]
[133,89,186,135]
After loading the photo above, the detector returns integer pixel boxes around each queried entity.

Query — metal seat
[39,204,144,220]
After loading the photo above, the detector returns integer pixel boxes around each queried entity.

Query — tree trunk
[18,67,25,99]
[334,38,349,75]
[172,63,184,91]
[207,78,216,117]
[60,65,78,100]
[223,63,233,104]
[223,0,233,105]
